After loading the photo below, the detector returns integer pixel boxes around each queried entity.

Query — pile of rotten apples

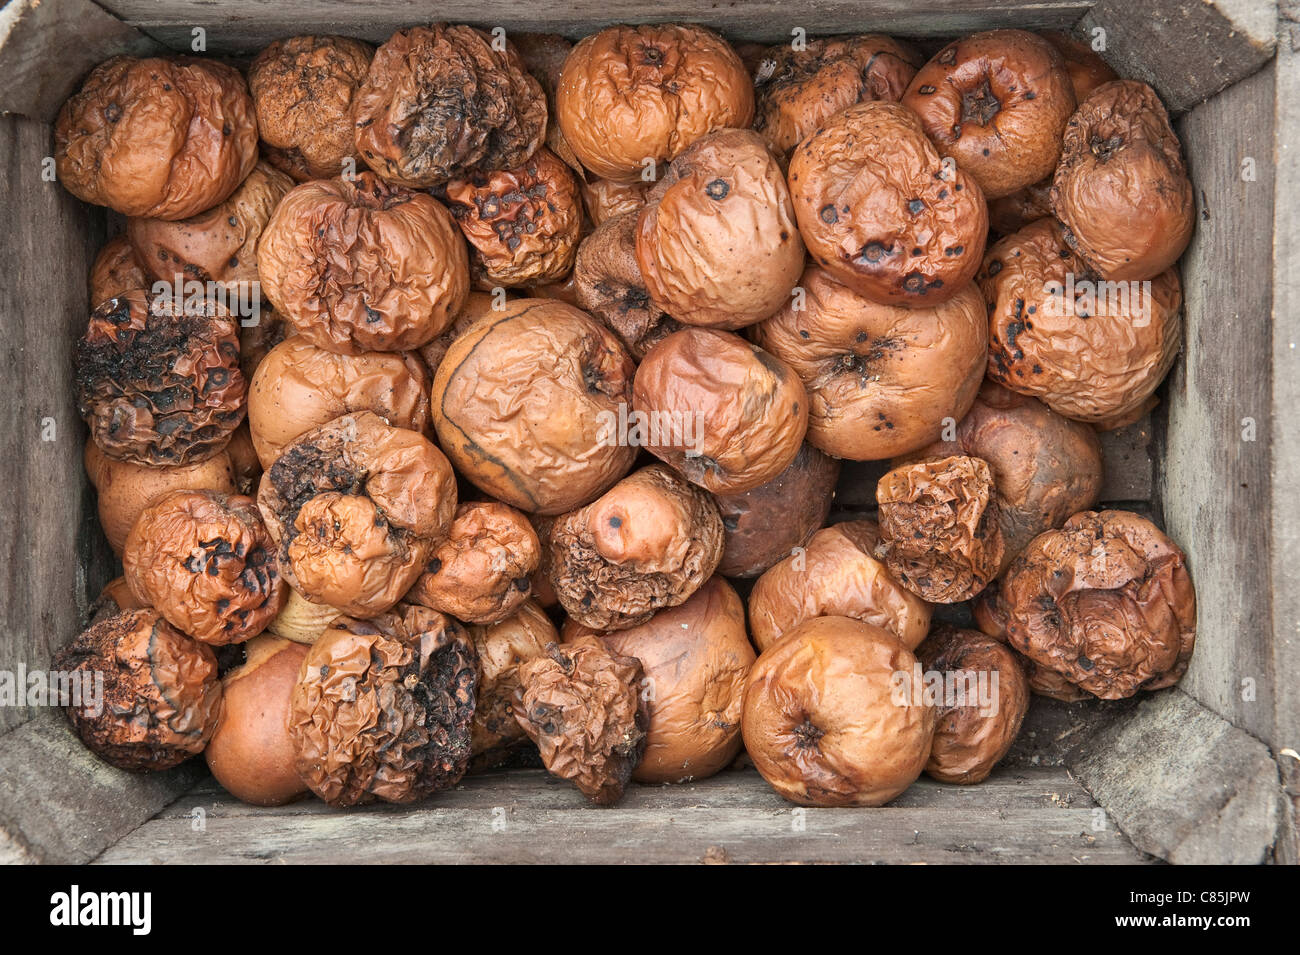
[54,23,1196,810]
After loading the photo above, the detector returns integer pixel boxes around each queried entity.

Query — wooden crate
[0,0,1294,865]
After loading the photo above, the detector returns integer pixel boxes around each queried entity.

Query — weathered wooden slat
[1077,0,1276,112]
[1067,689,1284,865]
[0,0,162,121]
[166,764,1098,819]
[0,115,116,738]
[93,0,1091,52]
[1096,415,1154,502]
[1267,20,1300,867]
[97,766,1149,864]
[832,459,891,512]
[1005,696,1139,768]
[96,807,1147,864]
[1165,63,1276,746]
[0,713,205,864]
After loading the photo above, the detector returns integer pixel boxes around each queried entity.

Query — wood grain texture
[1165,64,1276,746]
[0,115,115,738]
[97,765,1151,864]
[1268,28,1300,866]
[93,0,1090,52]
[0,713,205,864]
[0,0,162,120]
[1068,689,1283,864]
[1097,416,1155,502]
[168,763,1100,816]
[1078,0,1276,112]
[1004,696,1139,767]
